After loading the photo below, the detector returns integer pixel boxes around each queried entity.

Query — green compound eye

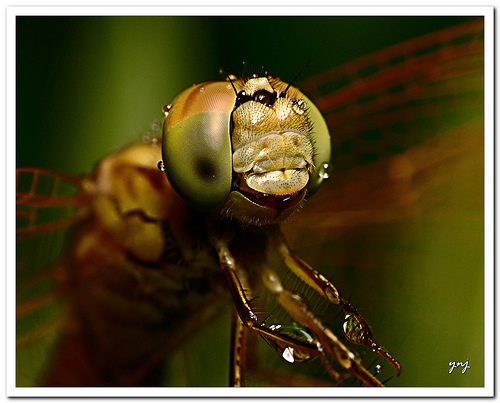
[162,82,235,211]
[303,95,331,196]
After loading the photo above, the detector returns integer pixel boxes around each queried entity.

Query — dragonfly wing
[282,19,484,387]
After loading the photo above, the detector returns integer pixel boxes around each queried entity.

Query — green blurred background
[17,15,478,173]
[16,15,484,388]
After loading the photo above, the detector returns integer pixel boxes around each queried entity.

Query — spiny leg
[229,309,246,387]
[209,235,339,383]
[231,309,338,387]
[261,268,384,387]
[269,227,402,376]
[342,303,401,376]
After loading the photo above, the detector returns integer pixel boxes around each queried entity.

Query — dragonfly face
[161,76,330,224]
[15,17,485,389]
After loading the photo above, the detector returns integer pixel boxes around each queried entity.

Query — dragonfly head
[161,75,331,226]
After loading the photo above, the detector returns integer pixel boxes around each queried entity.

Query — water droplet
[291,100,306,115]
[325,287,340,305]
[267,323,316,363]
[342,313,353,335]
[162,104,172,116]
[157,160,165,172]
[199,86,205,92]
[282,347,295,363]
[375,364,382,374]
[263,270,283,293]
[318,162,333,179]
[290,292,305,304]
[296,99,306,110]
[151,120,160,132]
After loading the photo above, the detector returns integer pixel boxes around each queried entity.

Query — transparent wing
[279,18,484,387]
[17,168,89,237]
[16,168,90,386]
[290,18,483,233]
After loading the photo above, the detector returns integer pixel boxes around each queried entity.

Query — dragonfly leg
[209,236,333,382]
[229,309,246,387]
[269,226,342,304]
[269,227,401,376]
[261,268,384,387]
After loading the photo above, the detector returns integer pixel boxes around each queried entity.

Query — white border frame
[4,5,494,400]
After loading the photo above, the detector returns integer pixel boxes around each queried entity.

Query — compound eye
[161,82,235,211]
[304,95,331,196]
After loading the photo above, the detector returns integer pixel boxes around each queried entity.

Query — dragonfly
[15,17,484,388]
